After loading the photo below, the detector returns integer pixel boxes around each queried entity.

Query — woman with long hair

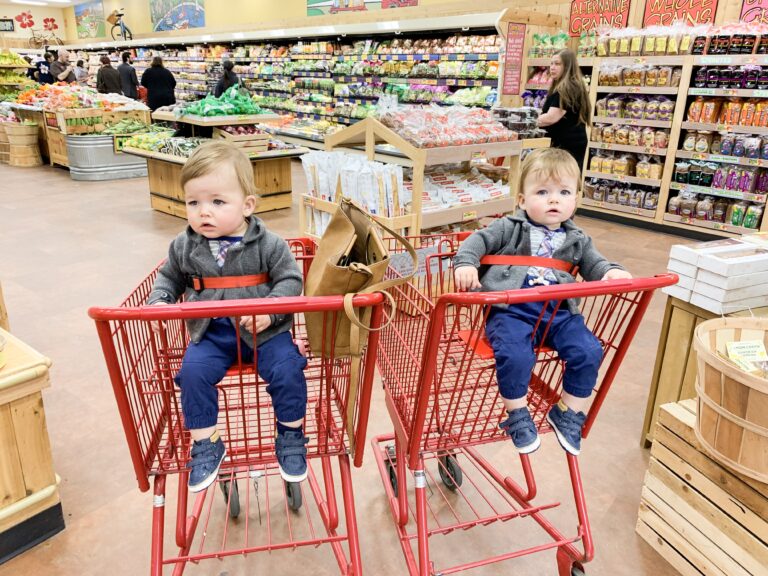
[214,60,240,97]
[140,56,177,111]
[537,49,591,169]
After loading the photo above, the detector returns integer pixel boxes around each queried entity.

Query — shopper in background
[537,49,590,169]
[118,52,139,99]
[141,56,177,111]
[24,56,36,81]
[74,60,89,86]
[454,148,631,456]
[96,55,122,95]
[50,49,77,83]
[34,52,55,84]
[214,60,240,97]
[147,141,308,492]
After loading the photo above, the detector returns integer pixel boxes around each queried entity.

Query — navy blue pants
[175,318,308,429]
[485,302,603,401]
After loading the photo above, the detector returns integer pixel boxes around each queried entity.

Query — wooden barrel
[693,317,768,483]
[9,143,42,167]
[4,123,39,146]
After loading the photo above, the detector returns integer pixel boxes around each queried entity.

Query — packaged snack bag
[687,97,704,122]
[667,194,682,214]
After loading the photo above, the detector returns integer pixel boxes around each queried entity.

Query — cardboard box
[740,231,768,248]
[692,280,768,302]
[696,268,768,290]
[666,258,698,279]
[669,238,746,265]
[689,292,768,315]
[697,246,768,276]
[676,274,696,291]
[662,284,691,302]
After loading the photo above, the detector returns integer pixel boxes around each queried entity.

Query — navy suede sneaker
[187,436,226,493]
[275,429,309,482]
[546,402,587,456]
[499,407,540,454]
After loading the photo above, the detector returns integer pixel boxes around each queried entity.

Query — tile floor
[0,161,689,575]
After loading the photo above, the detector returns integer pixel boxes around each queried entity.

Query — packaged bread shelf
[584,171,663,188]
[597,56,687,66]
[596,86,679,95]
[593,117,673,128]
[527,57,595,67]
[662,213,758,236]
[675,150,768,168]
[681,121,768,136]
[580,198,658,220]
[669,181,768,203]
[689,87,768,98]
[694,54,768,66]
[589,142,667,155]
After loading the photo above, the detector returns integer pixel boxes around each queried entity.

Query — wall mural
[307,0,418,17]
[150,0,206,32]
[75,1,106,39]
[14,11,34,30]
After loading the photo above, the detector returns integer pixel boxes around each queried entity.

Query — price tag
[633,58,647,65]
[680,216,693,224]
[462,211,478,221]
[446,79,457,86]
[755,90,768,98]
[303,196,316,207]
[628,87,641,93]
[457,54,465,61]
[747,158,760,166]
[479,54,488,60]
[701,56,733,65]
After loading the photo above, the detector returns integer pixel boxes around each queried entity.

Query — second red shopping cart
[372,235,677,575]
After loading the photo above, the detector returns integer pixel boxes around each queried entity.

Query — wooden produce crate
[637,400,768,576]
[54,109,105,135]
[213,127,270,151]
[102,109,151,126]
[0,141,8,164]
[45,125,69,168]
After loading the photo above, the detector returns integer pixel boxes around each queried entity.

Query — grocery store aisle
[0,161,684,575]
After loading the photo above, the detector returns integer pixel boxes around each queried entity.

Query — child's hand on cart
[454,266,482,292]
[149,301,167,333]
[602,269,633,281]
[240,314,272,335]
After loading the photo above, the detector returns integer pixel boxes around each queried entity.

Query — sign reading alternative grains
[643,0,718,27]
[569,0,632,37]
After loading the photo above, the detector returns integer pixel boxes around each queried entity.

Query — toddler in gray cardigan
[454,148,631,456]
[148,141,307,492]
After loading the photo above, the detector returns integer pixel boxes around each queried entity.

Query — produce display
[101,120,161,135]
[527,32,569,58]
[178,86,268,117]
[0,50,30,68]
[412,166,510,213]
[122,131,176,151]
[379,105,517,148]
[12,83,148,112]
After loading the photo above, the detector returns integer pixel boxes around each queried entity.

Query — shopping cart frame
[89,239,385,576]
[371,241,677,575]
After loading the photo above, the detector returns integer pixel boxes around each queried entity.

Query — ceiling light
[11,0,48,5]
[46,0,73,4]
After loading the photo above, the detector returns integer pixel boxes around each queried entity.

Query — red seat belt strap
[479,255,577,276]
[189,273,270,291]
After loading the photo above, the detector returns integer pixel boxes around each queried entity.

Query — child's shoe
[275,428,309,482]
[499,407,540,454]
[187,435,226,493]
[546,401,587,456]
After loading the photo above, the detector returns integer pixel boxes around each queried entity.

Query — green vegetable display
[179,86,267,117]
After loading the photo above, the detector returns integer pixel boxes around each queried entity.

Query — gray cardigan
[147,216,303,347]
[453,210,623,313]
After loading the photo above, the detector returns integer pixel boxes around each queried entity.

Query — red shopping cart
[371,235,677,575]
[89,239,385,575]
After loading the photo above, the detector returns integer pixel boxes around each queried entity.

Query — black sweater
[141,66,176,111]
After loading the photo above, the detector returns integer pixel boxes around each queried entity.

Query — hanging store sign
[501,22,526,96]
[741,0,768,23]
[568,0,632,37]
[642,0,718,27]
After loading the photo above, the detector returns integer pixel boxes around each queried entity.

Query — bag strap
[186,273,270,292]
[480,255,577,276]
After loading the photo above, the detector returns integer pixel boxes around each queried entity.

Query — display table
[641,296,768,447]
[122,146,309,219]
[0,329,63,564]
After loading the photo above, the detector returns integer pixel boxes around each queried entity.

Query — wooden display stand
[641,296,768,447]
[7,106,49,162]
[314,116,548,239]
[0,329,64,564]
[123,146,308,219]
[637,400,768,575]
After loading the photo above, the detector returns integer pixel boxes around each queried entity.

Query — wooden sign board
[741,0,768,23]
[643,0,718,26]
[569,0,631,37]
[501,22,526,96]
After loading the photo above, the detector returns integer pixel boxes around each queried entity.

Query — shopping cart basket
[89,239,385,575]
[371,239,677,575]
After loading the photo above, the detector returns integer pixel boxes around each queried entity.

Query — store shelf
[594,117,672,128]
[584,171,663,187]
[669,182,768,203]
[689,87,768,97]
[675,150,768,168]
[124,145,309,164]
[421,196,516,229]
[680,121,768,136]
[334,96,380,105]
[694,54,768,66]
[598,56,687,65]
[589,142,667,155]
[596,86,679,95]
[337,53,499,62]
[663,213,758,236]
[334,75,497,87]
[122,146,187,165]
[580,198,657,219]
[290,54,335,60]
[0,64,34,69]
[527,57,596,67]
[524,84,550,90]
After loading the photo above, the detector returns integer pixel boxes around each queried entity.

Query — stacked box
[664,236,768,313]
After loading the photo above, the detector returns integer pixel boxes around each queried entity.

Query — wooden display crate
[52,109,105,135]
[102,109,151,126]
[45,125,68,168]
[637,400,768,576]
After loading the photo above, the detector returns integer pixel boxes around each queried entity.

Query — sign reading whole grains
[569,0,632,37]
[642,0,718,27]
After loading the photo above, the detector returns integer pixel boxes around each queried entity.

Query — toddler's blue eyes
[560,190,573,195]
[187,200,197,206]
[213,199,225,205]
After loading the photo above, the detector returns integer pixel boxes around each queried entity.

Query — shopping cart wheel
[437,454,463,491]
[571,568,585,576]
[285,481,302,511]
[219,479,240,519]
[386,460,398,497]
